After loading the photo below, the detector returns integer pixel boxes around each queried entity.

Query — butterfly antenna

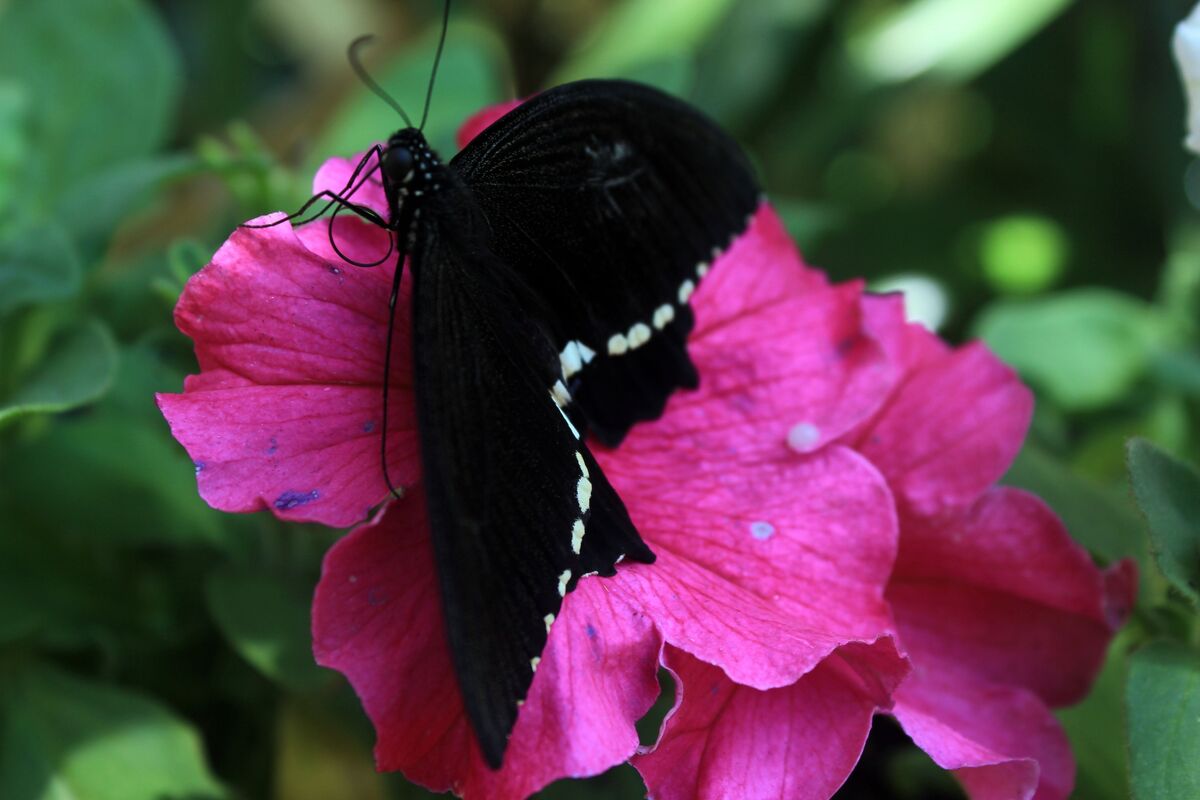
[418,0,451,131]
[349,35,415,128]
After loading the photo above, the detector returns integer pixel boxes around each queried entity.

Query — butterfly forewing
[410,191,651,768]
[450,79,761,445]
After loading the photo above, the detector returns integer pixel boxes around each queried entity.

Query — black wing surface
[450,79,761,446]
[410,188,653,769]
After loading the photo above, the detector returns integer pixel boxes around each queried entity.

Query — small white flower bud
[1174,3,1200,154]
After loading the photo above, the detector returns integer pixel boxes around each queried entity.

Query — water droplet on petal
[787,422,821,453]
[750,521,775,540]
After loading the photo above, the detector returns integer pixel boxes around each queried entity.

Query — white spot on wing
[678,280,695,304]
[577,476,592,513]
[571,519,585,554]
[652,304,675,329]
[530,656,541,672]
[696,261,709,278]
[607,333,629,356]
[578,341,596,363]
[543,613,555,633]
[557,569,571,596]
[627,322,651,349]
[556,404,581,439]
[551,380,571,408]
[575,451,588,478]
[560,341,583,378]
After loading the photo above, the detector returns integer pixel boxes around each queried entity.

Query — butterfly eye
[384,145,415,184]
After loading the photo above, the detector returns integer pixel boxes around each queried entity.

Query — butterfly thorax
[381,128,447,236]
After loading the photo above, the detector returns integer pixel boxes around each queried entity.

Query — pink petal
[311,150,390,219]
[681,277,893,459]
[691,205,828,342]
[851,340,1033,518]
[157,384,416,526]
[457,99,525,149]
[158,216,419,526]
[175,215,405,386]
[600,443,900,689]
[892,670,1073,800]
[312,494,663,799]
[634,643,906,800]
[646,210,899,461]
[859,292,948,375]
[887,487,1136,706]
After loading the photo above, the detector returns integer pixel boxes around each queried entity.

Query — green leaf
[0,343,239,550]
[1150,349,1200,397]
[0,0,182,213]
[0,319,118,428]
[0,80,31,216]
[689,0,831,126]
[0,577,43,644]
[57,154,200,253]
[0,501,226,651]
[1061,393,1189,485]
[311,20,507,169]
[884,744,963,799]
[848,0,1074,84]
[553,0,737,86]
[0,221,81,317]
[274,699,388,800]
[536,766,650,800]
[206,568,331,692]
[1127,438,1200,605]
[1058,637,1131,800]
[1158,250,1200,341]
[599,56,695,98]
[974,289,1159,410]
[978,213,1069,295]
[772,198,842,250]
[0,662,225,800]
[1127,641,1200,800]
[2,413,227,548]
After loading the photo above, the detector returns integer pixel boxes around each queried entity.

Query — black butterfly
[262,18,759,769]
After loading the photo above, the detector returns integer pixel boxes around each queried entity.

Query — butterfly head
[381,129,444,221]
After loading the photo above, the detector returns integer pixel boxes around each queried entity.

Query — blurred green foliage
[1,0,1198,797]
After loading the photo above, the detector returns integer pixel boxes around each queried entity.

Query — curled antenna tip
[348,34,415,128]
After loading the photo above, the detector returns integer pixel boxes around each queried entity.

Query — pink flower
[615,242,1134,800]
[630,278,1135,800]
[845,297,1138,800]
[158,104,1134,800]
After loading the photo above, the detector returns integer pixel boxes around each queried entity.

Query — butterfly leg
[378,246,408,502]
[242,145,388,229]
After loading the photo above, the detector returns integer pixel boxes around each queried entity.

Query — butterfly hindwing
[450,79,761,445]
[410,190,652,769]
